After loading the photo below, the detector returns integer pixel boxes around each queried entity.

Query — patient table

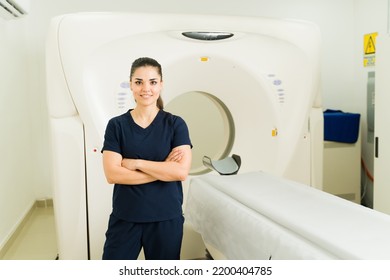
[185,171,390,259]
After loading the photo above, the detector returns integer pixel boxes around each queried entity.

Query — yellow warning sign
[364,32,377,55]
[364,32,378,67]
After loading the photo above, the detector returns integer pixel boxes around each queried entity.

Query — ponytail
[157,96,164,110]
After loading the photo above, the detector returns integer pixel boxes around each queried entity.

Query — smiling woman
[130,57,164,112]
[101,57,193,260]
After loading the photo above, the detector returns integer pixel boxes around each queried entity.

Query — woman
[101,57,192,260]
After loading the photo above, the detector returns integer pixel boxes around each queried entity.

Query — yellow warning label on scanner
[364,33,377,55]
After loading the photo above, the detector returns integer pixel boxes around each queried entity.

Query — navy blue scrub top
[102,109,192,223]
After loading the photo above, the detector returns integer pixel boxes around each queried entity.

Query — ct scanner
[46,12,324,260]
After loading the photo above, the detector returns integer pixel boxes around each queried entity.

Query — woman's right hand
[121,158,139,171]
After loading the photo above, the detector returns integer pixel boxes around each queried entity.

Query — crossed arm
[102,145,192,185]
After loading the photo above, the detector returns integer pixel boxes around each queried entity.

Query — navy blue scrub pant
[102,214,184,260]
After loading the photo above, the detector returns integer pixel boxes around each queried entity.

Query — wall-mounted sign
[364,32,378,67]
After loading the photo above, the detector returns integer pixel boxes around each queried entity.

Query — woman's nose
[142,84,151,92]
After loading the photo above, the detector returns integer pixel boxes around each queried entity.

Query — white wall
[0,18,35,249]
[1,0,386,251]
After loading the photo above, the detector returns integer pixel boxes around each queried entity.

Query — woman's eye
[135,81,142,85]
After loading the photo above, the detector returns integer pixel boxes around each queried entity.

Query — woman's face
[130,66,163,108]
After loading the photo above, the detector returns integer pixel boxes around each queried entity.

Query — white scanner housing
[46,12,323,259]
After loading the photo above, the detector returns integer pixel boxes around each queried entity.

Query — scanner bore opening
[165,91,235,175]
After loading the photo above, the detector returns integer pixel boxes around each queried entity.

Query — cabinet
[374,34,390,214]
[323,136,361,204]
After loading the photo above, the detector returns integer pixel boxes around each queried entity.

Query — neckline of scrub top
[127,108,162,132]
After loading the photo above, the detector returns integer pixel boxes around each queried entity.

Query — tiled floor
[0,206,209,260]
[1,206,58,260]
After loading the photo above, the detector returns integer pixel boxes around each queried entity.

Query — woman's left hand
[165,147,184,162]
